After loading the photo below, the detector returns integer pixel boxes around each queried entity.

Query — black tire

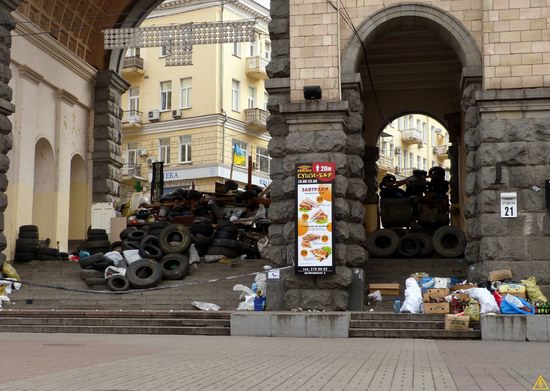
[18,231,39,239]
[19,225,38,232]
[121,240,140,251]
[432,226,466,258]
[84,258,114,271]
[88,229,107,236]
[190,223,214,236]
[396,234,421,258]
[216,223,239,234]
[195,244,208,257]
[86,240,111,249]
[192,234,212,247]
[126,259,163,289]
[193,217,212,225]
[16,238,40,247]
[140,225,150,232]
[79,268,103,280]
[15,245,39,254]
[366,229,399,257]
[408,232,433,257]
[149,221,170,230]
[79,253,104,268]
[84,277,107,287]
[148,229,164,236]
[127,230,148,241]
[89,248,109,255]
[159,254,190,280]
[107,275,130,291]
[14,253,34,262]
[120,226,138,241]
[87,234,109,242]
[158,224,191,254]
[58,252,69,258]
[37,247,59,256]
[139,242,163,260]
[211,238,244,252]
[36,255,58,261]
[109,241,123,252]
[206,246,240,258]
[213,229,238,240]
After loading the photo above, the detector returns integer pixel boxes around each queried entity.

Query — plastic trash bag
[500,295,534,315]
[257,237,269,258]
[191,301,220,311]
[123,249,141,264]
[234,284,255,310]
[104,266,126,279]
[521,276,548,302]
[188,244,200,265]
[465,287,500,313]
[104,251,126,267]
[368,290,383,302]
[400,277,423,313]
[2,262,20,281]
[255,272,267,295]
[464,299,480,321]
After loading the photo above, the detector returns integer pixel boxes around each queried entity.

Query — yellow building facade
[120,0,271,198]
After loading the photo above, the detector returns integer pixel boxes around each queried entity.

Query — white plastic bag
[104,266,126,279]
[233,284,255,310]
[400,277,423,313]
[191,301,220,311]
[368,290,383,302]
[465,287,500,313]
[104,251,126,267]
[257,237,269,258]
[123,249,141,264]
[504,293,524,308]
[255,272,267,294]
[188,244,200,265]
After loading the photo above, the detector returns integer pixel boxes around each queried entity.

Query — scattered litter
[191,301,220,311]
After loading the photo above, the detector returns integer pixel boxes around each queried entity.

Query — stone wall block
[334,176,349,197]
[94,100,121,116]
[342,89,363,112]
[531,237,550,261]
[334,221,350,243]
[495,142,528,166]
[345,112,363,134]
[266,58,290,79]
[286,242,295,267]
[465,242,480,264]
[270,158,285,180]
[0,232,6,251]
[268,136,286,158]
[465,173,477,196]
[268,18,289,40]
[286,132,315,154]
[542,214,550,236]
[347,155,364,178]
[92,178,119,196]
[464,128,480,151]
[0,154,8,174]
[346,244,367,267]
[269,178,285,200]
[0,193,6,212]
[267,245,287,266]
[345,133,365,155]
[0,82,12,101]
[93,163,121,182]
[480,214,507,236]
[0,63,11,84]
[466,151,478,172]
[334,197,349,220]
[508,166,532,188]
[315,130,346,153]
[0,173,8,192]
[465,217,480,240]
[93,140,121,155]
[479,167,496,190]
[271,39,289,59]
[94,88,120,103]
[464,196,478,218]
[519,189,544,212]
[283,221,295,242]
[266,114,289,137]
[269,199,295,223]
[93,126,120,144]
[330,153,349,176]
[286,274,315,289]
[267,93,290,113]
[347,178,367,201]
[529,142,550,165]
[93,113,121,132]
[532,118,550,141]
[316,266,352,289]
[480,237,498,260]
[464,106,479,128]
[334,243,347,266]
[348,223,366,245]
[478,144,495,166]
[270,0,289,18]
[0,114,12,134]
[480,190,498,214]
[268,224,285,246]
[284,289,348,311]
[282,176,295,198]
[498,237,530,261]
[479,120,508,143]
[348,200,365,223]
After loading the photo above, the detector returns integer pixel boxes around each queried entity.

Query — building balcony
[122,56,145,76]
[401,128,423,145]
[122,163,141,178]
[378,154,394,172]
[246,56,269,80]
[435,144,448,158]
[122,110,143,129]
[244,108,268,132]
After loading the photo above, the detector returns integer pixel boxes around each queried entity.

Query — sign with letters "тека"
[500,192,517,218]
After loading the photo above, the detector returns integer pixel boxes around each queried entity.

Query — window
[248,87,256,109]
[160,46,167,57]
[249,40,256,57]
[180,78,192,109]
[231,79,240,111]
[403,151,408,168]
[179,135,191,163]
[128,87,139,112]
[126,48,138,57]
[232,139,248,167]
[403,116,408,129]
[256,146,271,174]
[416,119,421,130]
[127,142,138,165]
[397,154,402,171]
[409,152,414,168]
[264,92,269,111]
[159,138,171,164]
[417,156,421,170]
[423,158,427,170]
[431,126,436,145]
[264,41,271,59]
[160,81,172,111]
[422,122,427,143]
[232,33,241,57]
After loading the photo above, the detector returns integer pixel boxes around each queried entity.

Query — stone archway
[32,138,56,241]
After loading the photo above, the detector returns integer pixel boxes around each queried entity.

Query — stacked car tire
[14,225,40,262]
[206,220,245,258]
[85,229,111,255]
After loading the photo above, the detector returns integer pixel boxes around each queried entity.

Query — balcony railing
[378,154,393,171]
[122,163,141,178]
[246,56,269,80]
[122,110,143,128]
[244,108,269,132]
[401,128,423,144]
[435,144,448,157]
[122,56,144,75]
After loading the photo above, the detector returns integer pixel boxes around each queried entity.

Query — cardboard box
[424,302,450,314]
[445,314,470,331]
[450,284,476,291]
[427,288,450,298]
[369,283,400,296]
[489,269,512,282]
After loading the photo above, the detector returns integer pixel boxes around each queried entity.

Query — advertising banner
[295,162,335,275]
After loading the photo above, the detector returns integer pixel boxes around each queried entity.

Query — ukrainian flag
[233,143,246,166]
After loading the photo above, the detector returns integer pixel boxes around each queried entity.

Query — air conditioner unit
[433,147,437,154]
[395,166,401,174]
[121,166,129,176]
[394,147,402,155]
[146,157,157,166]
[138,148,148,157]
[172,109,182,119]
[148,109,160,122]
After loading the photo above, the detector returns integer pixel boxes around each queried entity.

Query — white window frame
[160,46,167,57]
[232,139,248,167]
[179,135,192,163]
[159,137,171,165]
[128,87,139,113]
[264,41,271,59]
[248,87,256,109]
[403,151,408,168]
[417,156,421,170]
[231,79,240,112]
[127,142,139,165]
[160,81,172,111]
[409,152,414,168]
[180,78,192,109]
[255,146,271,174]
[249,40,256,57]
[264,92,269,111]
[232,34,241,57]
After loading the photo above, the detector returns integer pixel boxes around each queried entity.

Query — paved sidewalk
[0,333,548,390]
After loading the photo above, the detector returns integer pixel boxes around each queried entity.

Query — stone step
[350,320,445,329]
[0,309,231,319]
[349,328,481,339]
[0,324,229,336]
[351,312,446,321]
[0,317,230,327]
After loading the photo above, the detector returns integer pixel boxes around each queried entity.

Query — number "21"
[504,206,514,216]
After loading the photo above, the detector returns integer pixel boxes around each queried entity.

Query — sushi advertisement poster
[295,162,335,275]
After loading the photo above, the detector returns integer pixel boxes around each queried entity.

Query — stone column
[93,70,129,204]
[0,0,22,264]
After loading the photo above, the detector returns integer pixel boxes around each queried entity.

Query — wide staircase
[1,259,270,335]
[349,312,481,339]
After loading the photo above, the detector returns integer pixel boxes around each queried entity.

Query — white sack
[400,277,423,314]
[465,287,500,314]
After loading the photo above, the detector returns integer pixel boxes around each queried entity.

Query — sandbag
[521,276,548,303]
[465,287,500,314]
[400,277,423,314]
[464,299,480,321]
[2,262,20,281]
